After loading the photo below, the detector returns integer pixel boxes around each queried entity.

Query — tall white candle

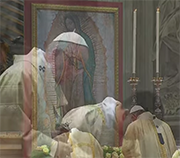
[132,9,137,74]
[156,8,160,73]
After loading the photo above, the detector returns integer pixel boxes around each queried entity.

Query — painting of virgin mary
[37,8,117,113]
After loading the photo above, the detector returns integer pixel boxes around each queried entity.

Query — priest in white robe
[55,128,104,158]
[61,97,129,147]
[122,105,177,158]
[0,32,89,158]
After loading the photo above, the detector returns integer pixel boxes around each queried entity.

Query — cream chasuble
[122,112,177,158]
[62,97,120,147]
[0,47,67,157]
[68,128,103,158]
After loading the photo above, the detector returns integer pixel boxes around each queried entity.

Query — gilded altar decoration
[152,75,163,119]
[128,76,140,106]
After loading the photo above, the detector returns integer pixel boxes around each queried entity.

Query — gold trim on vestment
[87,105,106,125]
[68,132,95,158]
[151,121,167,158]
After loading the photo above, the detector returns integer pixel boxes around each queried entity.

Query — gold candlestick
[152,73,163,119]
[128,73,139,106]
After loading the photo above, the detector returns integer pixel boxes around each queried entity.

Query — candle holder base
[152,76,163,119]
[128,76,139,106]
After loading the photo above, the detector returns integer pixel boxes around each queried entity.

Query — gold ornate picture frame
[24,0,123,130]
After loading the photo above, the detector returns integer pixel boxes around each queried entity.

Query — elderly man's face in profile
[123,113,132,134]
[115,103,131,134]
[116,103,127,128]
[115,102,124,122]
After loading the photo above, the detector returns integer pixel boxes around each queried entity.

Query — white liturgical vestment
[0,48,67,157]
[122,112,177,158]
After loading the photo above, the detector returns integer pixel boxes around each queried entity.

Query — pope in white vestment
[0,32,89,158]
[122,105,177,158]
[62,97,128,147]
